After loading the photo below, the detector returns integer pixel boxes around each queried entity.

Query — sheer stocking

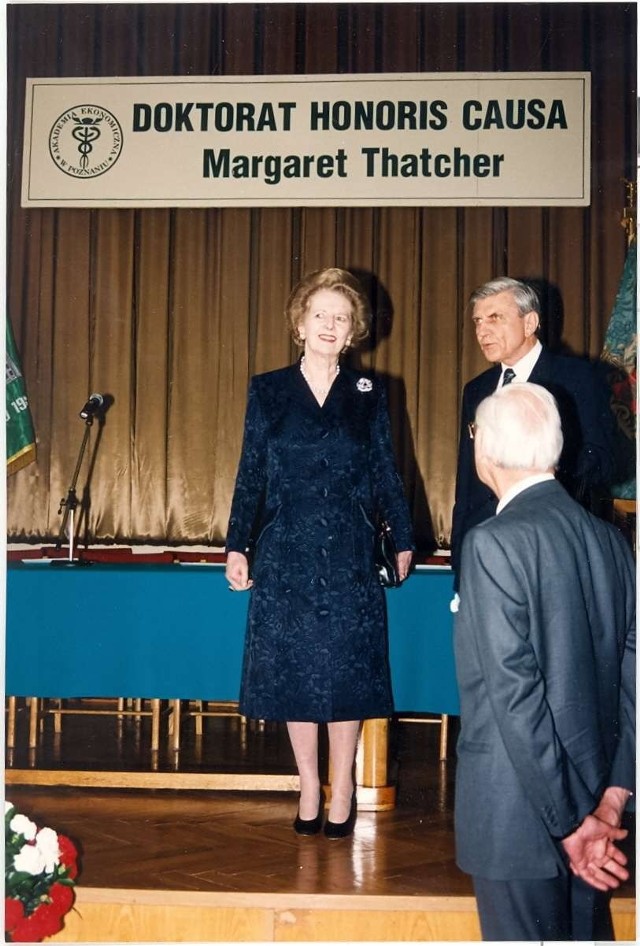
[286,721,321,819]
[327,719,360,822]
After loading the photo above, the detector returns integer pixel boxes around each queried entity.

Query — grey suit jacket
[454,479,635,880]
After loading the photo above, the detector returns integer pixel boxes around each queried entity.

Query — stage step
[50,887,635,943]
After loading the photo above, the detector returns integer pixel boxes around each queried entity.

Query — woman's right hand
[225,551,253,591]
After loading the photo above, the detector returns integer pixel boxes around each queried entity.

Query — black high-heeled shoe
[293,789,325,836]
[324,792,357,839]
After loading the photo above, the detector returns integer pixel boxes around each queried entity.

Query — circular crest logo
[49,105,123,178]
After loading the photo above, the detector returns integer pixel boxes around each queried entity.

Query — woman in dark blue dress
[226,268,413,838]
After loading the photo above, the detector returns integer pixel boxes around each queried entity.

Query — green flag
[6,319,36,474]
[602,241,636,499]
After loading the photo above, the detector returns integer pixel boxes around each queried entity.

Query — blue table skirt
[6,562,459,715]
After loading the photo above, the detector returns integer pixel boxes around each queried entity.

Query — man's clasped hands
[560,787,631,892]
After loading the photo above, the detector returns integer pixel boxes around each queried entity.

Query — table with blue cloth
[5,562,459,805]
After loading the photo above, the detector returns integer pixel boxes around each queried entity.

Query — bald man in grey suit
[454,382,635,941]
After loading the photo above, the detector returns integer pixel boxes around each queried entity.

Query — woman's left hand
[396,550,413,582]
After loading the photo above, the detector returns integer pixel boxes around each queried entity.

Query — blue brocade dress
[225,362,414,722]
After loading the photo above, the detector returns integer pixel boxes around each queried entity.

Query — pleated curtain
[6,2,636,551]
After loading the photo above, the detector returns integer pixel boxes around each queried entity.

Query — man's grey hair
[469,277,541,318]
[475,382,563,472]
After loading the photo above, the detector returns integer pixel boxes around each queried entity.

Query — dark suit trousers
[473,874,614,941]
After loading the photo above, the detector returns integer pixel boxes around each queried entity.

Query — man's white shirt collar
[450,470,555,612]
[498,339,542,387]
[497,473,555,514]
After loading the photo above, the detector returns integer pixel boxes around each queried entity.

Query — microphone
[79,393,105,419]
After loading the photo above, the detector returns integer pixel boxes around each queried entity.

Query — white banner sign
[22,72,590,208]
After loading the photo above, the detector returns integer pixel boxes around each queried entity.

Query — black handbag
[375,520,401,588]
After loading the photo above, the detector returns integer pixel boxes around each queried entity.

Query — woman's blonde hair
[286,268,371,349]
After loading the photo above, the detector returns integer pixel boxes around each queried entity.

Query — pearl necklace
[300,355,340,399]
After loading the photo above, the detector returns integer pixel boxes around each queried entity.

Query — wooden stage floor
[5,711,636,942]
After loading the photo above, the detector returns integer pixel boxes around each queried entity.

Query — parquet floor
[5,713,635,902]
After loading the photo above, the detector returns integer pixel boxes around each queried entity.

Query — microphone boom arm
[56,415,94,558]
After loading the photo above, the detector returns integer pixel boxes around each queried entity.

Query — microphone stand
[56,415,95,563]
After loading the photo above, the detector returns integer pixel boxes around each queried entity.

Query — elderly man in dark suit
[454,381,635,941]
[451,276,615,590]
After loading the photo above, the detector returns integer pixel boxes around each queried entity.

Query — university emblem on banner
[48,104,123,179]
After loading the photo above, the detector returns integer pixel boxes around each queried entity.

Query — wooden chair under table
[26,697,163,751]
[168,700,248,752]
[395,712,450,761]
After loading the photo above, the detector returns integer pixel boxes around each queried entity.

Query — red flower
[49,882,75,914]
[11,903,64,942]
[4,897,24,932]
[57,834,79,879]
[5,809,78,941]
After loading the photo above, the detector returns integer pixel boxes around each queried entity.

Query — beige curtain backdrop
[6,3,636,551]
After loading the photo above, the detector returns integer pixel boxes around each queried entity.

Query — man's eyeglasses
[467,422,477,440]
